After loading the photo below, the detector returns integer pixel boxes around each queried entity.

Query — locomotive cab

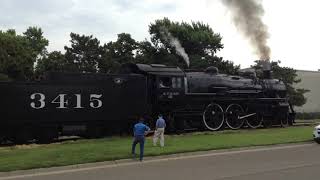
[156,75,185,101]
[120,63,185,111]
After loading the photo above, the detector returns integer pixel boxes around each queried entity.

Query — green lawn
[0,126,314,172]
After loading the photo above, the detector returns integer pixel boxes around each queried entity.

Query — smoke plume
[222,0,271,61]
[160,27,190,67]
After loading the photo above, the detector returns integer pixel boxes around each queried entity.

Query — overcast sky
[1,0,319,70]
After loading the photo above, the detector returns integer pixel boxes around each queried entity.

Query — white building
[294,70,320,113]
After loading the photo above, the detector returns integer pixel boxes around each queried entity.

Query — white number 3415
[30,93,103,109]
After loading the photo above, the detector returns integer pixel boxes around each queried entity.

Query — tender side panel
[0,74,148,129]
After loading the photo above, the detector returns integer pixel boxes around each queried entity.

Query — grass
[0,126,314,172]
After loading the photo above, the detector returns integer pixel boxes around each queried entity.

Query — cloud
[1,0,75,32]
[111,0,177,13]
[0,0,179,51]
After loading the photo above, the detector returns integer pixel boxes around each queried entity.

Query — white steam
[160,28,190,67]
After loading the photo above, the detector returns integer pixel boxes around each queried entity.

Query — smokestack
[261,60,271,79]
[159,27,190,67]
[221,0,271,61]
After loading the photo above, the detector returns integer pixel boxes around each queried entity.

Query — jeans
[131,136,145,161]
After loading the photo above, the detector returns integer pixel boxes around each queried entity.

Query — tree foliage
[64,33,104,73]
[0,27,48,80]
[99,33,138,73]
[0,29,34,80]
[149,18,223,57]
[36,51,67,76]
[23,27,49,58]
[135,40,158,64]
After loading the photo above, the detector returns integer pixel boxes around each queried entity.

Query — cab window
[159,77,172,88]
[159,77,183,89]
[172,77,182,88]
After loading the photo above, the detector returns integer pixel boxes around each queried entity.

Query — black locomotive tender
[0,63,295,143]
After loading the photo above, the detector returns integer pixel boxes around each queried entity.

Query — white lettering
[30,93,103,109]
[74,94,84,108]
[89,94,103,108]
[51,94,68,108]
[30,93,46,109]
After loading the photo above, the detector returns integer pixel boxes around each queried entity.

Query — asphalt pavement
[0,143,319,180]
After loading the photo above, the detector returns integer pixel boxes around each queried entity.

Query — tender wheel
[203,103,224,131]
[225,104,245,130]
[246,113,263,129]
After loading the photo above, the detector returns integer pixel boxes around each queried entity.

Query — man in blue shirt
[153,114,166,147]
[132,116,151,161]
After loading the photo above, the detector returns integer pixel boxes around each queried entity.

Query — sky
[1,0,320,70]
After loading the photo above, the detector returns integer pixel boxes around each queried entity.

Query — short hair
[139,116,145,122]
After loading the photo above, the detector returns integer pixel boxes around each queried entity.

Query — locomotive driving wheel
[225,104,245,130]
[246,112,263,129]
[279,112,289,127]
[202,103,224,131]
[165,113,176,133]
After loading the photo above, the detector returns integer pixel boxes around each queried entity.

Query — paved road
[1,143,319,180]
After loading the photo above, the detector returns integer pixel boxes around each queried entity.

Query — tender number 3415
[30,93,103,109]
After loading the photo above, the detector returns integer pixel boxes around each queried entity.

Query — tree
[149,18,223,56]
[0,27,49,81]
[23,27,49,58]
[35,51,67,76]
[99,33,138,73]
[253,61,309,107]
[64,33,104,73]
[0,29,34,80]
[135,40,158,64]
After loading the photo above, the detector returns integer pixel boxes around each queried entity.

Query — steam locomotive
[0,63,295,143]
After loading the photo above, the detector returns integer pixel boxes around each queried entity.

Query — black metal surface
[0,73,148,141]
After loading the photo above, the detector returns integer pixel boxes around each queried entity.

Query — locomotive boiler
[0,63,295,144]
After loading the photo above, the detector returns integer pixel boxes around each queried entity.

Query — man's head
[158,114,163,119]
[139,116,145,123]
